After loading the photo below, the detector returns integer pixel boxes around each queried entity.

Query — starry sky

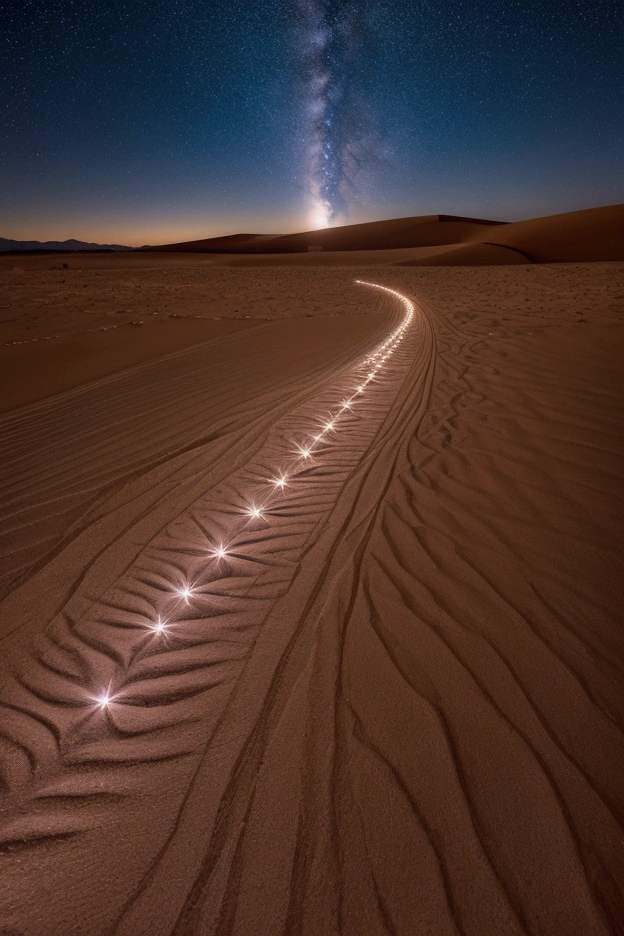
[1,0,622,245]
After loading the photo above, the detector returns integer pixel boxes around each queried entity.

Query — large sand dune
[0,258,623,934]
[150,213,507,255]
[150,203,624,265]
[406,204,624,265]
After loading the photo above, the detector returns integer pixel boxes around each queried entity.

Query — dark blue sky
[1,0,622,245]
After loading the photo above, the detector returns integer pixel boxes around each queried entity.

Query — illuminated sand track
[0,281,420,934]
[1,275,621,936]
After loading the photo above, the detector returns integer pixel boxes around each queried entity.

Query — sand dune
[152,214,506,255]
[243,215,506,253]
[402,241,531,266]
[148,232,277,253]
[469,204,624,263]
[405,204,624,265]
[0,262,623,934]
[150,203,624,265]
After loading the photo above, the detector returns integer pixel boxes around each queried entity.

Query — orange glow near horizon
[2,203,401,249]
[2,210,328,249]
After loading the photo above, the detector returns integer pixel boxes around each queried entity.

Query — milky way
[297,0,373,228]
[2,1,622,242]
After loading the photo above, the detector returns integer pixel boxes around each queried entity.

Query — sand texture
[0,257,623,935]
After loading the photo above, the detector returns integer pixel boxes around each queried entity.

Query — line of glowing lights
[90,281,414,709]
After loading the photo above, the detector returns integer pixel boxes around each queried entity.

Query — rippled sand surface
[0,257,622,935]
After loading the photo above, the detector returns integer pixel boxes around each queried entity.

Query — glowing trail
[70,280,415,713]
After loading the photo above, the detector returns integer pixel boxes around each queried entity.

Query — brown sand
[0,252,623,935]
[151,214,506,254]
[150,203,624,264]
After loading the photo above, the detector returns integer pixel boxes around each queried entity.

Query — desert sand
[0,217,623,935]
[149,204,624,264]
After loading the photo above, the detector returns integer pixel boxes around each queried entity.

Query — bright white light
[176,583,196,603]
[246,504,265,520]
[324,420,335,431]
[149,615,168,635]
[209,543,230,560]
[310,204,330,229]
[271,474,288,490]
[341,400,352,410]
[91,686,116,709]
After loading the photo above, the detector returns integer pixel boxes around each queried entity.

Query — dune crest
[150,204,624,265]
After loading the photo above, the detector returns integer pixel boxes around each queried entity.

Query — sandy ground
[151,203,624,263]
[0,254,623,935]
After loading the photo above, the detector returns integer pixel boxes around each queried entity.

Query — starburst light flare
[90,684,116,709]
[148,615,168,635]
[176,582,196,604]
[208,543,230,561]
[245,504,265,520]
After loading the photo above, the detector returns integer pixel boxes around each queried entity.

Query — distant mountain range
[0,237,132,253]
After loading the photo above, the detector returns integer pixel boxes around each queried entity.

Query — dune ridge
[149,204,624,265]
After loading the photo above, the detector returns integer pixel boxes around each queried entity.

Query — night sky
[2,0,622,245]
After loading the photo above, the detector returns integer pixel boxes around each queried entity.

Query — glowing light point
[97,692,111,709]
[341,400,352,410]
[176,583,196,604]
[324,420,335,431]
[246,504,265,520]
[271,474,288,490]
[150,615,167,635]
[209,543,230,561]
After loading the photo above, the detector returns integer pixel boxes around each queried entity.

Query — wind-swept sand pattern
[1,271,623,935]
